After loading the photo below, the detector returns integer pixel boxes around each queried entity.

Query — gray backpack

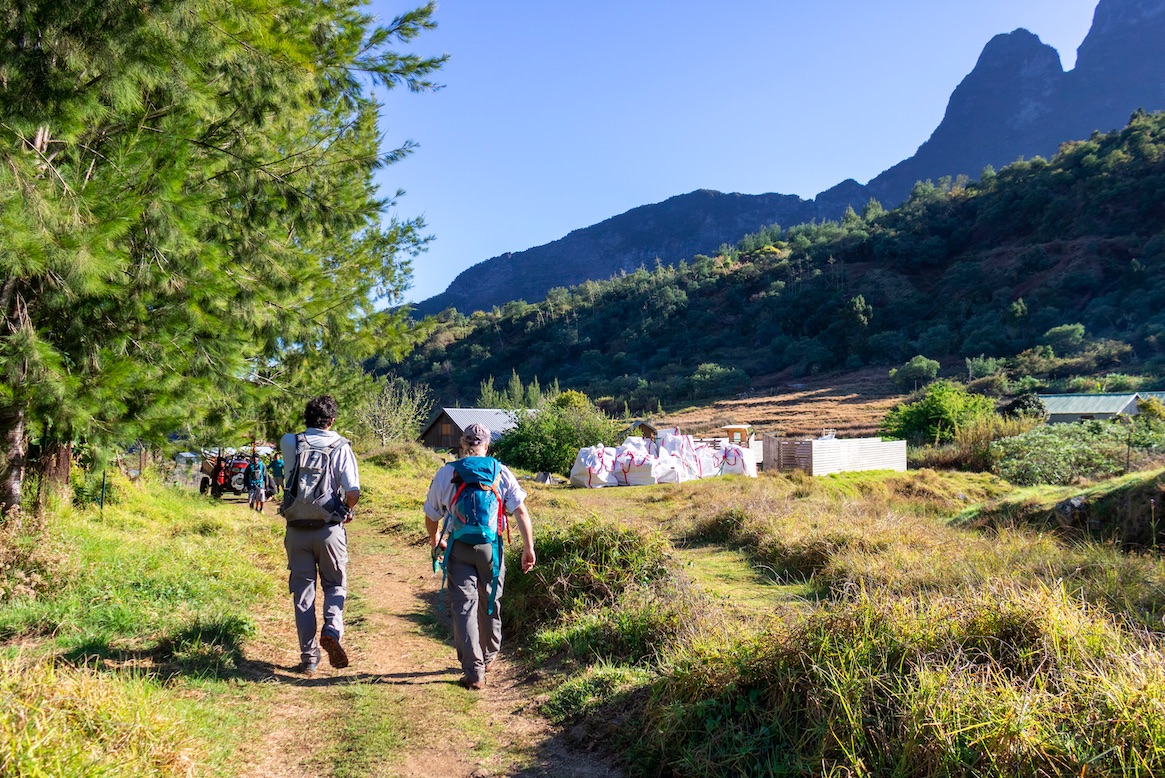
[280,433,350,527]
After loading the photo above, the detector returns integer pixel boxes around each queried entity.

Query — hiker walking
[244,454,266,512]
[268,452,285,496]
[423,423,535,690]
[279,395,360,674]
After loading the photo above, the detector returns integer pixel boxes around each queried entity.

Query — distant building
[1037,393,1141,424]
[419,408,526,451]
[621,420,658,439]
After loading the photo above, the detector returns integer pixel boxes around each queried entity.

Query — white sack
[691,443,723,479]
[570,445,619,489]
[719,444,758,477]
[655,449,689,484]
[618,436,658,459]
[615,450,660,486]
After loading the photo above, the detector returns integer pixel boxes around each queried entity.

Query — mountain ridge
[410,0,1165,319]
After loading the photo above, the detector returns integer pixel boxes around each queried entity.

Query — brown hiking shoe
[320,630,349,669]
[458,676,485,690]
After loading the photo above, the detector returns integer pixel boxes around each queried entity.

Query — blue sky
[371,1,1100,304]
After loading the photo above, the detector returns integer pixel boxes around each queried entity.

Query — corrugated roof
[442,408,523,440]
[1138,392,1165,402]
[1038,394,1139,415]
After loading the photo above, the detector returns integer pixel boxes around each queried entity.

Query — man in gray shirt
[280,395,360,674]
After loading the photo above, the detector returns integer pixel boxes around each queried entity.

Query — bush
[966,354,1003,379]
[1002,392,1047,419]
[890,355,940,391]
[1041,323,1086,356]
[989,419,1165,485]
[689,362,749,399]
[503,518,674,637]
[882,380,997,443]
[492,396,621,475]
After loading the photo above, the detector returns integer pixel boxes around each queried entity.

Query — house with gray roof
[419,408,530,451]
[1037,393,1140,424]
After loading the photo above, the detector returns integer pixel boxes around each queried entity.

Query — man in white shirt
[423,423,535,689]
[280,395,360,674]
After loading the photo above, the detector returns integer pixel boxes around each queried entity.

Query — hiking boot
[458,676,485,690]
[320,629,349,669]
[296,659,319,675]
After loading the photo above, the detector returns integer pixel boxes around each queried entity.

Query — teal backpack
[438,456,509,615]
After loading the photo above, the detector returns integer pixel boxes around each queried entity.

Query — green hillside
[396,111,1165,410]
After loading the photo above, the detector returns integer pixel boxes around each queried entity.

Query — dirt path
[232,514,620,778]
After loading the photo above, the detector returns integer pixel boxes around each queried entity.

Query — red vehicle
[199,453,253,497]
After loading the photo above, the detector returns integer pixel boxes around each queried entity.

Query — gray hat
[461,423,491,446]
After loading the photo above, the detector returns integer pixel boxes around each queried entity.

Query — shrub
[503,518,674,637]
[355,374,433,447]
[1042,323,1086,355]
[1139,396,1165,420]
[890,355,940,391]
[989,419,1165,485]
[882,380,997,443]
[493,396,621,475]
[689,362,749,399]
[966,354,1002,379]
[1002,392,1047,419]
[908,414,1045,472]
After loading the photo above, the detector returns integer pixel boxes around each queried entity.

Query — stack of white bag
[569,444,618,488]
[570,426,757,488]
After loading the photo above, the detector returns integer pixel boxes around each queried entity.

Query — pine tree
[0,0,446,511]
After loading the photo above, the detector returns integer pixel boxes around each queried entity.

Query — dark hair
[305,395,339,428]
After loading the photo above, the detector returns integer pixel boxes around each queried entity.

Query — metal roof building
[419,408,529,451]
[1037,393,1140,424]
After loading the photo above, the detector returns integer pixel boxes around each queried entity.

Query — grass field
[5,451,1165,776]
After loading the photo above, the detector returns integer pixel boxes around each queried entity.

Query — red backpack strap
[489,480,510,543]
[449,482,469,521]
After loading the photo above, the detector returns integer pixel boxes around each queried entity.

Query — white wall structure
[764,434,907,476]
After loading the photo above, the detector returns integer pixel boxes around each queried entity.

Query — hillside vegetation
[397,111,1165,411]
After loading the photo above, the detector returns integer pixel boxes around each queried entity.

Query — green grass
[324,684,412,778]
[0,472,288,775]
[493,466,1165,776]
[1,472,283,662]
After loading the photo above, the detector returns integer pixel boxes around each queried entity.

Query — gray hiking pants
[285,523,347,664]
[448,540,505,684]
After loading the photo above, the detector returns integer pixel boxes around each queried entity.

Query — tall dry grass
[911,414,1044,471]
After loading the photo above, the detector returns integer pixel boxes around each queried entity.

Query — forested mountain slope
[392,112,1165,411]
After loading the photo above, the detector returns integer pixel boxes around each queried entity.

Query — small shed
[419,408,524,451]
[1038,394,1140,424]
[764,434,907,476]
[622,420,658,439]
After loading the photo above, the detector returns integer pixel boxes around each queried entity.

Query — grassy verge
[501,467,1165,776]
[0,471,286,775]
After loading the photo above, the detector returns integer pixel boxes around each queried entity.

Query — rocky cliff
[869,0,1165,203]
